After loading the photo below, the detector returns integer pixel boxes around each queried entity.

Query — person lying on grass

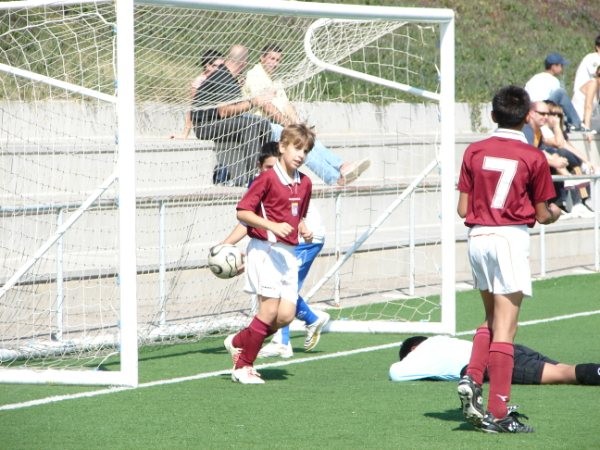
[389,335,600,385]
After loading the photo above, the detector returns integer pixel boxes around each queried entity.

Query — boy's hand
[298,221,313,243]
[270,222,293,238]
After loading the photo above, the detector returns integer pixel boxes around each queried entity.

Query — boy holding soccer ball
[456,85,562,433]
[220,141,330,358]
[224,123,315,384]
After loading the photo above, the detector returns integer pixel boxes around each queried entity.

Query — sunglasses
[535,111,550,116]
[549,112,563,117]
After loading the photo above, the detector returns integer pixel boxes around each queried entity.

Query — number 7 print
[483,156,518,209]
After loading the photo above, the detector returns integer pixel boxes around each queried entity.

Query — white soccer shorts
[243,238,299,303]
[467,224,532,297]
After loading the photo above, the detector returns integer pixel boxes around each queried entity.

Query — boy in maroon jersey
[456,85,562,433]
[223,123,315,384]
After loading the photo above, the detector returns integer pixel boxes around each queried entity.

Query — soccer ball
[207,244,242,279]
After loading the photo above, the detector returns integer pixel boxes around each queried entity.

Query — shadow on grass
[424,408,477,431]
[218,368,291,382]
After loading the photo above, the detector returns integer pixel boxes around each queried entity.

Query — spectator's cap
[545,52,569,66]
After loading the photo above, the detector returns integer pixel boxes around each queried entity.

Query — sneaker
[480,409,534,433]
[569,124,597,134]
[457,375,484,427]
[304,311,330,351]
[231,366,265,384]
[257,342,293,359]
[570,202,595,219]
[339,158,371,185]
[224,334,240,368]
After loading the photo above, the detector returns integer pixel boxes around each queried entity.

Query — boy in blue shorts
[224,123,315,384]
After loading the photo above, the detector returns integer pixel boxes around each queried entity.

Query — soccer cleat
[339,158,371,185]
[304,311,330,352]
[224,334,241,368]
[480,409,534,433]
[457,375,485,427]
[257,342,294,359]
[231,366,265,384]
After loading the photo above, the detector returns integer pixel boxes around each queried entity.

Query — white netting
[0,0,451,381]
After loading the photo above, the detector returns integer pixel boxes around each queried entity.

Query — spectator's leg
[240,114,271,180]
[205,116,269,186]
[548,88,582,127]
[195,122,232,184]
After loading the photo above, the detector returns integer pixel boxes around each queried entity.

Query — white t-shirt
[572,52,600,119]
[573,52,600,92]
[388,335,473,382]
[242,63,289,116]
[524,72,561,102]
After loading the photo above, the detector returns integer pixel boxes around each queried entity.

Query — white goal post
[0,0,455,386]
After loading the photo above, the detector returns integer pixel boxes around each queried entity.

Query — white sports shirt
[389,335,472,382]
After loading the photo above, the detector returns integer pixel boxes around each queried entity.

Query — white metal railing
[2,174,599,329]
[540,173,600,275]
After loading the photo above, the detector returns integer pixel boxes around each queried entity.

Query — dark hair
[261,43,284,56]
[258,141,280,166]
[595,34,600,49]
[491,85,530,128]
[399,336,428,361]
[200,49,224,68]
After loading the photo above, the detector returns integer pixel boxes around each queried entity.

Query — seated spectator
[171,49,224,140]
[573,34,600,118]
[192,45,273,186]
[242,43,370,186]
[542,100,596,173]
[389,335,600,386]
[522,101,593,218]
[525,53,589,132]
[541,101,594,218]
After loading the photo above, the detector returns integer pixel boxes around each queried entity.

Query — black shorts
[512,344,558,385]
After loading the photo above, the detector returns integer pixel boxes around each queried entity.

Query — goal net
[0,0,455,385]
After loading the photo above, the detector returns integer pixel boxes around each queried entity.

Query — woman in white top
[572,65,600,136]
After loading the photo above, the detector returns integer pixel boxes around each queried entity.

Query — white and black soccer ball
[207,244,242,279]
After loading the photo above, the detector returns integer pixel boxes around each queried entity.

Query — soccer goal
[0,0,455,386]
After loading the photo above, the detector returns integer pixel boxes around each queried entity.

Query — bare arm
[217,93,275,118]
[561,140,592,166]
[535,201,561,225]
[221,223,248,245]
[259,100,293,126]
[457,191,468,218]
[237,209,293,238]
[541,119,566,149]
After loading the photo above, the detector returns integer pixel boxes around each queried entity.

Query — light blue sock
[296,296,318,325]
[280,325,290,345]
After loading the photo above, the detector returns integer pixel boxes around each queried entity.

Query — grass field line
[2,307,600,412]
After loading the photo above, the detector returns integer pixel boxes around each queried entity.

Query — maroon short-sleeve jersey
[236,162,312,245]
[457,129,556,228]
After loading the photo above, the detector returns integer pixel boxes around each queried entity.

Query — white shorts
[243,238,299,303]
[467,225,532,297]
